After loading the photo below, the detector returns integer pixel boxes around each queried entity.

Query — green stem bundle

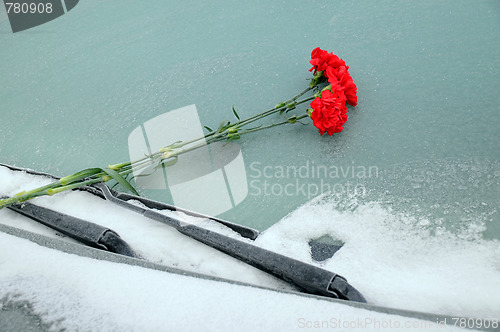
[0,84,322,209]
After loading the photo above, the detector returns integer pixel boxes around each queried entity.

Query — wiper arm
[93,183,367,303]
[6,200,137,258]
[0,161,366,302]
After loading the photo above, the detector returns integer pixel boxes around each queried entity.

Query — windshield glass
[1,0,499,327]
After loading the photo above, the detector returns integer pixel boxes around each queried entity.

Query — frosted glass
[0,0,498,239]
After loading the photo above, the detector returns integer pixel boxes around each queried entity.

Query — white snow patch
[255,196,500,318]
[0,232,471,332]
[1,165,499,330]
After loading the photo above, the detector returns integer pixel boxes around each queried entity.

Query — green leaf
[102,168,140,196]
[217,120,231,133]
[232,106,240,120]
[60,168,103,185]
[204,126,213,132]
[107,162,131,171]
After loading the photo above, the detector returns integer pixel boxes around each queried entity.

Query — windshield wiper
[91,183,367,303]
[0,163,365,302]
[6,200,137,258]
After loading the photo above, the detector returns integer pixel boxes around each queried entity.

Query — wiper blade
[6,200,137,258]
[93,183,367,303]
[0,164,365,302]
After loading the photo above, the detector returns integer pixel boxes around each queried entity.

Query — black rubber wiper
[92,183,367,303]
[6,200,137,258]
[0,164,365,302]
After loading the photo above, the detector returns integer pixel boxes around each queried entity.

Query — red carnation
[310,47,357,107]
[340,71,357,107]
[310,85,348,136]
[309,47,346,74]
[326,65,357,107]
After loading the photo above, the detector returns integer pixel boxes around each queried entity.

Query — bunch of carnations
[0,47,357,208]
[307,47,357,135]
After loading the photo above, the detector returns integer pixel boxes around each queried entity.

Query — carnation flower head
[309,84,348,136]
[310,47,357,107]
[309,47,346,74]
[326,66,357,107]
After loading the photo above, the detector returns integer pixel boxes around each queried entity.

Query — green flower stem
[234,87,312,129]
[120,156,160,173]
[0,83,324,209]
[0,191,46,208]
[124,87,315,165]
[237,114,310,135]
[21,181,64,196]
[108,161,132,170]
[47,177,104,195]
[59,168,101,184]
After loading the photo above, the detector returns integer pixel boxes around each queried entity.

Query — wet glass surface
[1,0,498,239]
